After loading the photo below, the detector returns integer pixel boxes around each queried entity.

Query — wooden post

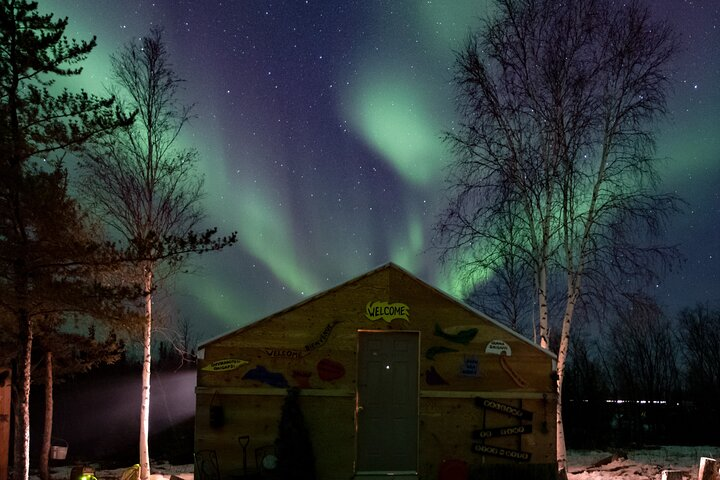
[0,368,11,480]
[661,470,684,480]
[699,457,718,480]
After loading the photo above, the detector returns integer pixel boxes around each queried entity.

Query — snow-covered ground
[41,464,193,480]
[567,446,720,480]
[39,446,720,480]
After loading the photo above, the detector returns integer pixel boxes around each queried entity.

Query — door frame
[354,329,421,475]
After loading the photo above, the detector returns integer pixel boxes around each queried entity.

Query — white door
[356,331,419,474]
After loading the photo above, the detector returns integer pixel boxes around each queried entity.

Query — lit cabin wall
[195,265,556,480]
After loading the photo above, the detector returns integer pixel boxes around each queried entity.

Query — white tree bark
[555,288,579,478]
[537,264,549,349]
[14,313,32,480]
[139,266,153,480]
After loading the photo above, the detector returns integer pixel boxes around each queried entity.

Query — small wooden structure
[195,263,557,479]
[698,457,719,480]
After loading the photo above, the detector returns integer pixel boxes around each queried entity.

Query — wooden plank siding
[195,263,557,480]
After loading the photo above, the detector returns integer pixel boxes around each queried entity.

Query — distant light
[604,399,667,405]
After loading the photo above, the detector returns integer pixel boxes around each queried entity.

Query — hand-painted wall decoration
[365,301,409,323]
[485,341,527,387]
[263,321,340,359]
[460,355,480,377]
[304,320,340,352]
[316,358,345,381]
[474,397,533,420]
[434,324,478,345]
[425,345,458,360]
[472,444,531,462]
[472,424,533,440]
[201,359,249,372]
[425,366,448,385]
[485,340,512,356]
[292,370,312,388]
[472,397,534,462]
[499,356,528,387]
[264,348,304,359]
[242,365,289,388]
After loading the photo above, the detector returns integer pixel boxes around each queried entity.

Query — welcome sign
[365,301,410,323]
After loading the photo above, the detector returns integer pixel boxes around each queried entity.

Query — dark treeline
[563,304,720,448]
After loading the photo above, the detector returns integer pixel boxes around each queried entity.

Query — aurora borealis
[40,0,719,338]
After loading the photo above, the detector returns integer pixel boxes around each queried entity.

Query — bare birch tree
[78,27,235,480]
[435,0,680,476]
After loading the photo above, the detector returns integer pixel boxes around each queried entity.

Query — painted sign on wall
[201,359,249,372]
[304,320,340,351]
[472,396,534,462]
[474,397,533,421]
[263,321,340,359]
[472,444,531,462]
[460,355,480,377]
[264,349,303,359]
[365,301,409,323]
[472,424,533,440]
[485,340,512,356]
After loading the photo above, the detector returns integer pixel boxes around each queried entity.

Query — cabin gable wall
[195,266,556,480]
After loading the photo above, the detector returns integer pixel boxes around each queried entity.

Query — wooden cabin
[195,263,557,480]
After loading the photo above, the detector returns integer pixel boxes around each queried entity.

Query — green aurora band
[33,0,717,330]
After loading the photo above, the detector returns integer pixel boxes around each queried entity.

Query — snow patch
[568,446,720,480]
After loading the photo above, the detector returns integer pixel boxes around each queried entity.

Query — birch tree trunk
[555,284,581,479]
[14,312,32,480]
[139,266,153,480]
[537,264,550,349]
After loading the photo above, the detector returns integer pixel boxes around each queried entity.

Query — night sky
[40,0,719,339]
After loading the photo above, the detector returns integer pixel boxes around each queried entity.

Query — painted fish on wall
[242,365,289,388]
[434,324,478,345]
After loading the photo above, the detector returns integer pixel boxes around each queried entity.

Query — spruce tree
[0,2,129,479]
